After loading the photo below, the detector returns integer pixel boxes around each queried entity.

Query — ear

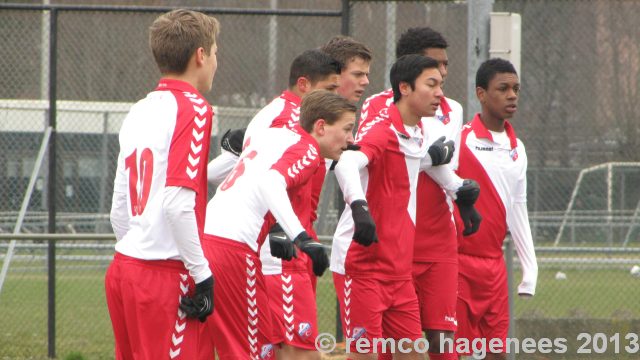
[312,118,326,136]
[399,81,411,97]
[296,77,311,94]
[476,86,485,103]
[194,47,206,67]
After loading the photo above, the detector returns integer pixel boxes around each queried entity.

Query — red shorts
[412,261,459,331]
[201,236,275,360]
[105,253,209,360]
[456,253,509,355]
[265,271,318,350]
[333,272,422,354]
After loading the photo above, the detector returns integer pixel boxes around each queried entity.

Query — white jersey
[204,126,321,253]
[112,79,213,261]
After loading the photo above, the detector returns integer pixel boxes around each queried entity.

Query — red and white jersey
[331,103,429,280]
[357,89,464,263]
[204,126,321,253]
[114,79,213,259]
[456,114,527,258]
[244,90,301,142]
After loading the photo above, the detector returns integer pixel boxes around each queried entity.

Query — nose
[435,85,444,98]
[347,132,355,144]
[361,74,370,86]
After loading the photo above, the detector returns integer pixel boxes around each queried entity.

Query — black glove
[220,128,246,156]
[329,143,361,171]
[350,200,378,246]
[179,276,214,322]
[428,136,455,166]
[455,179,482,236]
[268,224,296,261]
[293,231,329,277]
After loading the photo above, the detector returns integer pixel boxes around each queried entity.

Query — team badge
[351,327,367,340]
[298,322,312,339]
[510,148,518,161]
[437,113,450,125]
[260,344,274,359]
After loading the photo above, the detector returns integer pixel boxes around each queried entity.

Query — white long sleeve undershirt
[507,201,538,295]
[258,170,306,240]
[333,151,369,205]
[207,150,239,187]
[163,186,212,284]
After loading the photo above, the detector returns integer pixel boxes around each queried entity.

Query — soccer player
[332,54,471,359]
[201,90,356,359]
[321,35,372,103]
[454,59,538,360]
[205,50,340,359]
[370,27,478,360]
[207,49,340,185]
[105,9,218,360]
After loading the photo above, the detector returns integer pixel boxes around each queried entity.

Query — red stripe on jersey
[162,79,213,236]
[455,124,507,258]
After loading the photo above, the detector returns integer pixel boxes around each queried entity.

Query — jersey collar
[388,103,423,139]
[437,97,452,124]
[155,78,203,97]
[470,113,518,150]
[281,90,302,106]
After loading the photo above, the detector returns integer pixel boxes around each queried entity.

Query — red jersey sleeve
[270,138,321,189]
[166,91,213,193]
[355,118,392,164]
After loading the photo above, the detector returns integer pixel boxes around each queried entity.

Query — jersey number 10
[125,148,154,216]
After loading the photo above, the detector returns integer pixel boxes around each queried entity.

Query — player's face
[317,111,356,160]
[479,72,520,120]
[310,74,340,93]
[422,47,449,79]
[201,43,218,93]
[404,67,444,118]
[337,57,370,103]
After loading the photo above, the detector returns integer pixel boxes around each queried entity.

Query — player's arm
[507,149,538,296]
[110,152,129,241]
[258,170,329,276]
[207,128,245,186]
[334,146,378,246]
[423,160,482,236]
[163,186,214,322]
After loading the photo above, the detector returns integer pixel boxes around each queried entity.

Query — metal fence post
[47,8,58,359]
[505,236,516,360]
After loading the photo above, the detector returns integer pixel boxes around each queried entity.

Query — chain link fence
[1,1,640,359]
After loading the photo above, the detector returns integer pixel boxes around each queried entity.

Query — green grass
[0,262,639,359]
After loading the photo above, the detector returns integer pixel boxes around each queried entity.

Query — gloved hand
[329,143,361,171]
[350,200,378,246]
[428,136,455,166]
[293,231,329,276]
[179,276,214,322]
[455,179,482,236]
[220,128,246,156]
[268,223,296,261]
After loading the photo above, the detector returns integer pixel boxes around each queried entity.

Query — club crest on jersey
[510,148,518,161]
[260,344,274,359]
[351,327,367,340]
[298,322,312,338]
[437,113,450,125]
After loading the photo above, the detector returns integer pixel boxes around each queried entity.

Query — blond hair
[300,90,356,133]
[149,9,220,74]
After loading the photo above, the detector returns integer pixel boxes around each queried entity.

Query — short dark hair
[390,54,440,103]
[320,35,372,70]
[475,58,518,90]
[396,27,447,59]
[288,49,342,87]
[300,90,356,133]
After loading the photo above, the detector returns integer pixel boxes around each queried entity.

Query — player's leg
[477,258,509,360]
[413,261,459,360]
[380,279,424,360]
[346,276,389,360]
[202,236,275,359]
[106,253,203,359]
[282,272,322,360]
[105,258,132,360]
